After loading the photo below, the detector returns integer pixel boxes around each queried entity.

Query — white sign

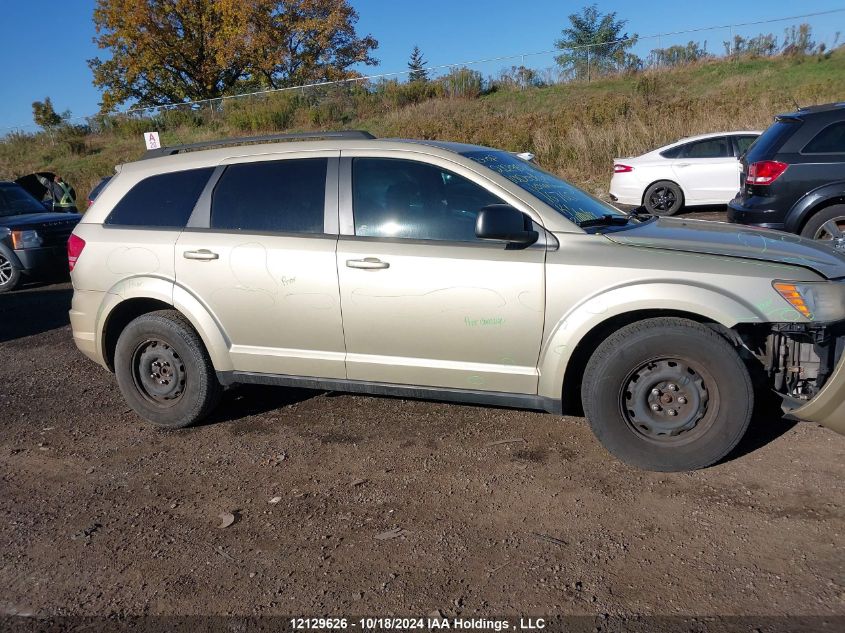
[144,131,161,150]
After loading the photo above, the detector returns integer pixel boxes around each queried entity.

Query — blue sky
[0,1,842,131]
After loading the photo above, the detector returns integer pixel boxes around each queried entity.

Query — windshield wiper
[578,214,630,229]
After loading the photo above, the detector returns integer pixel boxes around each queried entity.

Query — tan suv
[68,131,845,472]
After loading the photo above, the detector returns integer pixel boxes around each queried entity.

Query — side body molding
[536,283,767,400]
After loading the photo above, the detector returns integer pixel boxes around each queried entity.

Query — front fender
[537,283,766,400]
[785,181,845,234]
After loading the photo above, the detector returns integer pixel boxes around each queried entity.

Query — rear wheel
[643,181,684,216]
[114,310,220,428]
[800,204,845,251]
[0,252,21,293]
[582,317,753,472]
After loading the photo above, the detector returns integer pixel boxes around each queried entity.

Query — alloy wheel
[813,217,845,251]
[0,255,13,286]
[649,186,677,212]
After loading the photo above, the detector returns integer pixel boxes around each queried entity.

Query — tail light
[614,164,633,173]
[747,160,788,185]
[67,234,86,271]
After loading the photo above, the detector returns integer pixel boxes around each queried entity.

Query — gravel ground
[1,208,843,630]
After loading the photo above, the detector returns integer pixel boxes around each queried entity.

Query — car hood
[1,212,81,229]
[603,217,845,279]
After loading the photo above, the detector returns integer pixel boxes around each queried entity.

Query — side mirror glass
[475,204,539,247]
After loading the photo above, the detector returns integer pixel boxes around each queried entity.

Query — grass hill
[2,50,844,203]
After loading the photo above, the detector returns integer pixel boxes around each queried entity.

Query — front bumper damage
[793,354,845,434]
[744,321,845,434]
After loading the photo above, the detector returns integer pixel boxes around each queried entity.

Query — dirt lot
[1,208,843,630]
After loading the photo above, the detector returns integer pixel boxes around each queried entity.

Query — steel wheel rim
[131,339,186,408]
[0,255,12,285]
[813,217,845,250]
[649,187,677,212]
[620,357,715,445]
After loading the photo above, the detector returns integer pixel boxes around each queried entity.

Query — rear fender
[785,181,845,234]
[97,276,232,372]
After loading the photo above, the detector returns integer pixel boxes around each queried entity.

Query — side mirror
[475,204,539,247]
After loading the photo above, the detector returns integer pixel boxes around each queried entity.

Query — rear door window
[803,121,845,154]
[211,159,327,234]
[105,168,213,227]
[680,137,731,158]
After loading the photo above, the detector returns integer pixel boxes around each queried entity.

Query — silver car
[68,131,845,472]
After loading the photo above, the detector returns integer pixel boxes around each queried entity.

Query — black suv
[728,102,845,249]
[0,182,81,293]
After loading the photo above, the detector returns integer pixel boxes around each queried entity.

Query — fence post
[521,54,526,90]
[729,25,734,57]
[586,46,591,82]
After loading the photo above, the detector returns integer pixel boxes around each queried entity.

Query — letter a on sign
[144,131,161,150]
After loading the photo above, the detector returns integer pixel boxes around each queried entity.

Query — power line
[2,8,844,134]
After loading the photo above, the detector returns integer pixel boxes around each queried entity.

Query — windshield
[0,183,47,217]
[462,150,626,225]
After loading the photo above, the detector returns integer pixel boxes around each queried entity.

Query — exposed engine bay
[739,321,845,404]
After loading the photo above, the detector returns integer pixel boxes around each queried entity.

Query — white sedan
[610,131,760,215]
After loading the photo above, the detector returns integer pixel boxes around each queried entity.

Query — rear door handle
[346,257,390,270]
[676,163,691,168]
[183,249,219,261]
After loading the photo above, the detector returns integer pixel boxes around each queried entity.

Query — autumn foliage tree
[88,0,378,111]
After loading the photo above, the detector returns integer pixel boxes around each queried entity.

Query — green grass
[2,50,844,203]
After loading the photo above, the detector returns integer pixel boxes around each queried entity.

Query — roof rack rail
[142,130,376,159]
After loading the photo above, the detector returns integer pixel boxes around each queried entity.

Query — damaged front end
[740,321,845,434]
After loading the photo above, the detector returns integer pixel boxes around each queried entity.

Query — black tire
[0,251,21,293]
[582,317,753,472]
[799,204,845,248]
[643,180,684,216]
[114,310,220,428]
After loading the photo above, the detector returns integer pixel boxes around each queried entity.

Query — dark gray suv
[728,102,845,249]
[0,182,80,292]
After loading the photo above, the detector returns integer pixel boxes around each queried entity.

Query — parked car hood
[1,212,81,229]
[604,217,845,279]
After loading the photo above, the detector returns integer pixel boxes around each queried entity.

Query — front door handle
[346,257,390,270]
[676,163,691,168]
[183,249,219,261]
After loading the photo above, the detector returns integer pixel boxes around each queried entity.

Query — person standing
[40,174,77,212]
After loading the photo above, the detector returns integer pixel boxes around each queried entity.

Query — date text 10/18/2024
[290,618,547,631]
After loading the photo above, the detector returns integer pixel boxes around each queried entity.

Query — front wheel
[114,310,221,428]
[582,317,753,472]
[0,252,21,293]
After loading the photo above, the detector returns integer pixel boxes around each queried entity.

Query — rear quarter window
[803,121,845,154]
[105,168,213,228]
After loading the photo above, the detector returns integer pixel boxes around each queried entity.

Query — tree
[32,97,67,130]
[408,46,428,82]
[650,41,709,68]
[554,4,637,80]
[88,0,378,111]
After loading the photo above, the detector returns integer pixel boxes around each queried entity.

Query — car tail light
[614,164,633,173]
[67,234,86,271]
[746,160,788,185]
